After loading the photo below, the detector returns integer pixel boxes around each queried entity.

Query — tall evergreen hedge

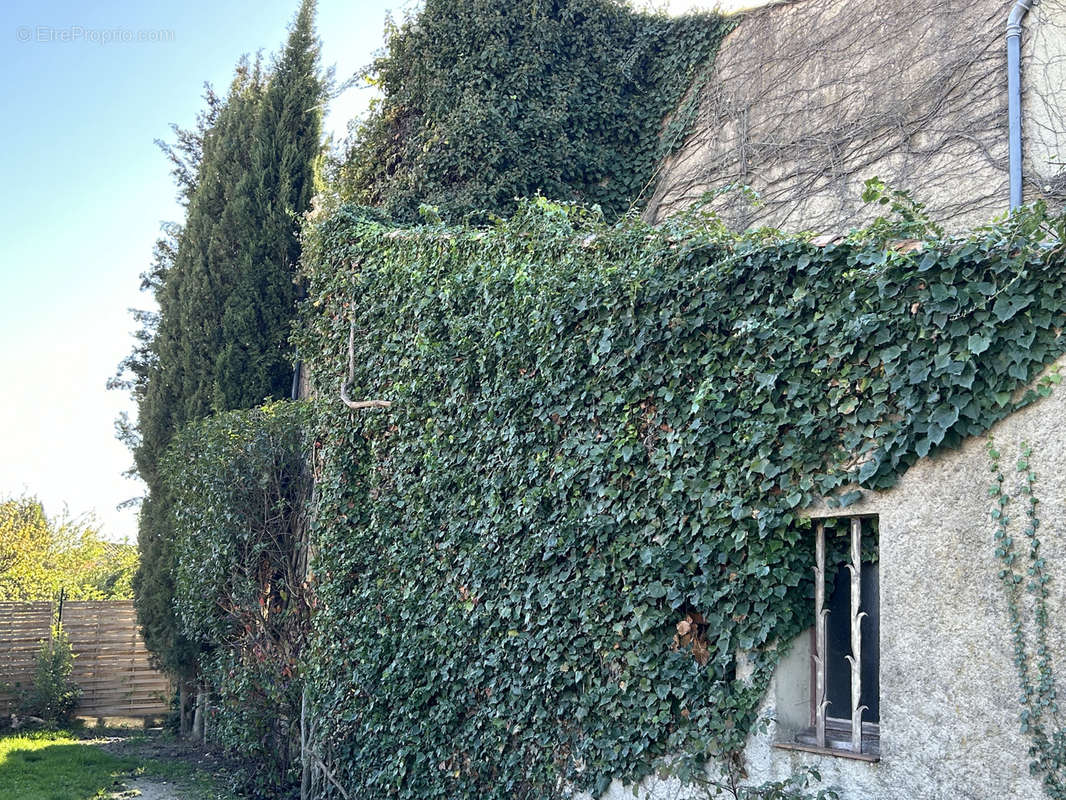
[123,0,324,680]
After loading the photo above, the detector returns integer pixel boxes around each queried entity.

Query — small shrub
[20,625,81,724]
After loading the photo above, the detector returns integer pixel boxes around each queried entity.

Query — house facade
[589,0,1066,797]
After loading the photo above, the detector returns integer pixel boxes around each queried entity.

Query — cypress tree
[215,0,323,410]
[132,62,265,679]
[118,2,324,683]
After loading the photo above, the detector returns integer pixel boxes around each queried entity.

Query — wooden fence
[0,600,171,718]
[0,601,52,715]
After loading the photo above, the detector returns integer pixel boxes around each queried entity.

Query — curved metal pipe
[1007,0,1034,211]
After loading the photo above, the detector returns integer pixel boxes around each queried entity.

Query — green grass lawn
[0,731,132,800]
[0,729,237,800]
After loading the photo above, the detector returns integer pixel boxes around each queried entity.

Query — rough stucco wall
[647,0,1066,233]
[1025,0,1066,193]
[752,358,1066,799]
[580,357,1066,800]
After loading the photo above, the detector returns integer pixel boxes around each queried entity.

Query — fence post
[56,587,65,628]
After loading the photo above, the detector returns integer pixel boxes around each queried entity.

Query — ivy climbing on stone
[296,196,1066,800]
[988,439,1066,798]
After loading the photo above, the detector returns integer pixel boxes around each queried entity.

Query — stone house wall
[578,361,1065,799]
[647,0,1066,234]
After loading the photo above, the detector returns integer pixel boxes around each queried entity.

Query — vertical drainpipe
[291,361,302,401]
[1007,0,1034,211]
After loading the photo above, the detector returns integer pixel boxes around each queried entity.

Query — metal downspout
[1008,0,1034,211]
[291,361,302,401]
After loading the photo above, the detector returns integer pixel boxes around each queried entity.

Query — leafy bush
[20,625,81,725]
[0,496,137,601]
[296,195,1066,800]
[706,766,840,799]
[164,401,313,796]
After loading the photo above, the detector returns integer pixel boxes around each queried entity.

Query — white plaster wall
[579,359,1066,799]
[1024,0,1066,192]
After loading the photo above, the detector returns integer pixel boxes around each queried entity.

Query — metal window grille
[813,517,871,754]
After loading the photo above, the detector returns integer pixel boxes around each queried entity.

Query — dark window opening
[825,562,879,723]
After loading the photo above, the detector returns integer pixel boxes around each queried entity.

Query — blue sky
[0,0,748,543]
[0,0,406,541]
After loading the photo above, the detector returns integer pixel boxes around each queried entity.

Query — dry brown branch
[340,393,393,410]
[340,319,392,410]
[308,750,353,800]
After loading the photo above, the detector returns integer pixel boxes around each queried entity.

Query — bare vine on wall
[1027,0,1066,196]
[646,0,1066,233]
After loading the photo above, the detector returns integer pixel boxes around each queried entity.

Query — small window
[778,516,880,760]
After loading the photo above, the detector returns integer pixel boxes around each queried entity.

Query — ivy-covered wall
[296,196,1066,799]
[334,0,731,222]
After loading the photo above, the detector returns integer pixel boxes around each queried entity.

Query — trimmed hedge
[297,196,1066,799]
[165,401,313,796]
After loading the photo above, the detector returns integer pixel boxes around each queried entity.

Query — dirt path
[110,779,184,799]
[94,730,237,799]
